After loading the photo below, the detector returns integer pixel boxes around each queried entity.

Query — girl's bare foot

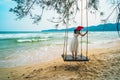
[72,56,74,59]
[75,56,78,60]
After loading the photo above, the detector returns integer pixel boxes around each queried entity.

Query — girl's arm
[79,30,88,36]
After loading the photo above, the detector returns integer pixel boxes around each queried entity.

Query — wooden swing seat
[62,54,89,61]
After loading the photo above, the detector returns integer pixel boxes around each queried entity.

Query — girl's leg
[75,51,77,59]
[72,51,74,58]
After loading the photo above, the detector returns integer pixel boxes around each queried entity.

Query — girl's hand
[79,30,88,36]
[83,30,88,36]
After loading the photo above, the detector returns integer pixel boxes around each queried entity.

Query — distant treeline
[41,23,120,32]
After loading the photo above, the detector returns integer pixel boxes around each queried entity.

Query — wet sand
[0,41,120,80]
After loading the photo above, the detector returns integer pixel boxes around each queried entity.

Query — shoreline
[0,31,120,68]
[1,39,118,68]
[0,40,120,80]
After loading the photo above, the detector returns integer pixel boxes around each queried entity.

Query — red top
[76,26,83,31]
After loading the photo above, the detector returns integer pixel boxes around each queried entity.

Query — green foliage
[88,0,99,10]
[10,0,100,24]
[10,0,120,36]
[10,0,79,24]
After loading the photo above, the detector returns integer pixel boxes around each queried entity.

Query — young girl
[70,26,88,59]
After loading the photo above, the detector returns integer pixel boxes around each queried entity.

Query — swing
[62,0,89,61]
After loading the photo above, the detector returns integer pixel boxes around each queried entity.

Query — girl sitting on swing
[70,26,88,59]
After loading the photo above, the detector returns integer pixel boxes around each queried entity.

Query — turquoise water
[0,31,119,68]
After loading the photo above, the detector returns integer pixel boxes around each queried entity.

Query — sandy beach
[1,0,120,79]
[0,41,120,80]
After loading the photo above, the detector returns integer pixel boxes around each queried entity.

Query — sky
[0,0,117,31]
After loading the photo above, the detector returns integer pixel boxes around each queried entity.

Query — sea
[0,31,120,68]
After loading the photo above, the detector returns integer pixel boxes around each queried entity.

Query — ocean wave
[17,38,48,43]
[0,33,64,40]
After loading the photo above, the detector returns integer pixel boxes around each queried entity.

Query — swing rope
[80,0,89,60]
[86,0,89,59]
[80,0,83,59]
[62,26,67,58]
[62,0,69,59]
[65,18,69,59]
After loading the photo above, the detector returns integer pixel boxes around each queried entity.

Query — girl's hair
[74,29,79,34]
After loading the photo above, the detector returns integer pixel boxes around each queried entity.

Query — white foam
[0,31,120,68]
[17,38,48,43]
[0,45,62,68]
